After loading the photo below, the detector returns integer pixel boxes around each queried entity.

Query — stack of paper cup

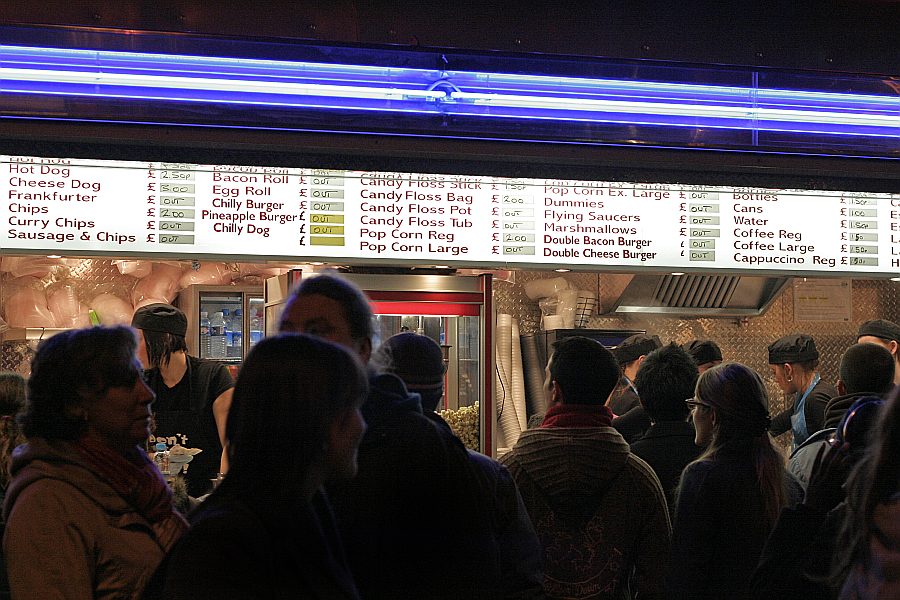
[542,315,564,330]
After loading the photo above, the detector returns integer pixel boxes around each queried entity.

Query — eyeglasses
[685,398,712,410]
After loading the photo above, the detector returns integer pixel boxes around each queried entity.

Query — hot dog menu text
[3,155,899,275]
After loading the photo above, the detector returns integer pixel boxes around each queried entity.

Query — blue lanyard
[797,373,820,408]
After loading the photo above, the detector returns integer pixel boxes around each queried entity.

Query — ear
[783,363,794,380]
[836,378,847,396]
[356,337,373,365]
[550,380,563,405]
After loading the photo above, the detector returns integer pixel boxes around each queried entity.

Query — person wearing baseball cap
[132,303,234,497]
[767,333,837,450]
[857,318,900,386]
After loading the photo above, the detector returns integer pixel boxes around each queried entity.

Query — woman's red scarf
[540,403,614,429]
[74,435,188,550]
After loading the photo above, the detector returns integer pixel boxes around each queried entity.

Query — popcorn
[439,402,480,451]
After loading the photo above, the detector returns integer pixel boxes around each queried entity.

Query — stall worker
[132,303,233,497]
[767,333,837,450]
[856,318,900,386]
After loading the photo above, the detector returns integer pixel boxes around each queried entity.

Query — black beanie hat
[131,303,188,337]
[380,332,446,392]
[682,339,723,365]
[768,333,818,364]
[857,319,900,344]
[614,334,662,364]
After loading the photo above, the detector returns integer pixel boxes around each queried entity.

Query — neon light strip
[2,44,898,137]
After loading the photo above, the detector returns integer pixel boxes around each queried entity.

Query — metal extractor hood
[607,274,791,317]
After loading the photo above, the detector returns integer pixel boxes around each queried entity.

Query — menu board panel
[3,155,899,276]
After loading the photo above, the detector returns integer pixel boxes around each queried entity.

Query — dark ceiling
[2,0,899,75]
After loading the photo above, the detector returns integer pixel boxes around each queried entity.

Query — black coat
[328,374,503,600]
[162,490,360,600]
[630,420,700,512]
[668,444,803,600]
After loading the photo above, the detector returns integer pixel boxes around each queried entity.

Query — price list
[1,155,898,277]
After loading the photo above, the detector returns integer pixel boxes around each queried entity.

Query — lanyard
[624,376,638,396]
[797,373,820,409]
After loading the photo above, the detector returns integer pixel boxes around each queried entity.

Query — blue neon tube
[1,44,898,138]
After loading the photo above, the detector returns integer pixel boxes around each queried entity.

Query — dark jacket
[750,502,844,600]
[426,412,545,599]
[668,444,804,600]
[770,378,838,442]
[612,405,652,444]
[163,490,359,600]
[630,420,700,512]
[329,373,501,600]
[607,376,640,416]
[501,423,671,600]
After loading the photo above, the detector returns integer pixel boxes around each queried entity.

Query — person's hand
[803,441,851,513]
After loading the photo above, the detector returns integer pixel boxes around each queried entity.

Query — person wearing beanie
[376,332,447,413]
[681,339,723,374]
[131,303,234,497]
[767,333,837,450]
[856,318,900,386]
[374,332,544,598]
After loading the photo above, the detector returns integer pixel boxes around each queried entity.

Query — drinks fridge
[177,284,264,378]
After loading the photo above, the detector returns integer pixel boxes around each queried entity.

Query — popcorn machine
[265,271,495,455]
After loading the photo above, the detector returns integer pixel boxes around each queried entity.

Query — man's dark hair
[549,336,620,405]
[840,342,895,394]
[634,343,698,422]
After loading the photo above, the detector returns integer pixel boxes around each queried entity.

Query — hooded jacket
[2,438,182,600]
[501,422,670,600]
[328,373,502,599]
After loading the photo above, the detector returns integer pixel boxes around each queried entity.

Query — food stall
[0,19,898,455]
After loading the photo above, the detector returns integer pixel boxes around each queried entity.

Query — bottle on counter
[222,308,233,350]
[249,309,263,346]
[229,308,243,358]
[199,311,211,358]
[154,442,170,475]
[209,311,227,359]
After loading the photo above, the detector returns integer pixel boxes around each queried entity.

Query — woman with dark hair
[835,386,900,598]
[2,326,187,599]
[163,333,368,599]
[668,362,801,599]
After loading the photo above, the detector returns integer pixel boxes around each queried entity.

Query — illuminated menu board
[2,155,899,275]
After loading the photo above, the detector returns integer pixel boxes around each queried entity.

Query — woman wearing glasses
[668,362,802,600]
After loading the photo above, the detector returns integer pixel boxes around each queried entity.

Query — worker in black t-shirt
[132,303,234,497]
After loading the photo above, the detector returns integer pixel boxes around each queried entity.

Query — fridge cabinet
[177,284,264,376]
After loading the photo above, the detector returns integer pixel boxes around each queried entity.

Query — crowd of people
[0,273,897,599]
